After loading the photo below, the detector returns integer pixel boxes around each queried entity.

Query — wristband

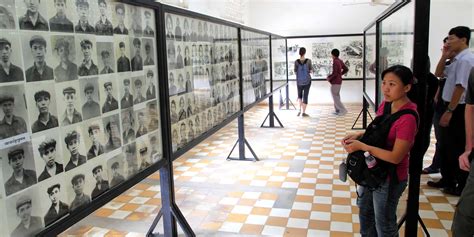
[446,107,454,113]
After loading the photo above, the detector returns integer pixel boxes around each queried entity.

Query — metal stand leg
[280,85,296,110]
[261,95,284,128]
[226,114,259,161]
[397,213,430,237]
[351,98,372,130]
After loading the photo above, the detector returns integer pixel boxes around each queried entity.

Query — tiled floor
[60,103,456,237]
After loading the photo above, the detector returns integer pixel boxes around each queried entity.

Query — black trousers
[438,101,469,189]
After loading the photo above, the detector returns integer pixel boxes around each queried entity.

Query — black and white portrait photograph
[96,42,115,75]
[37,175,69,227]
[99,76,119,114]
[121,108,135,144]
[55,82,83,126]
[61,126,87,172]
[148,132,161,163]
[0,0,16,29]
[2,141,37,197]
[171,124,178,151]
[5,186,43,237]
[48,0,74,32]
[0,34,25,83]
[16,0,49,31]
[66,164,93,211]
[132,76,146,105]
[90,161,109,199]
[95,0,113,36]
[145,69,157,100]
[107,153,125,187]
[168,71,177,96]
[79,77,101,120]
[165,14,174,40]
[169,97,178,124]
[146,101,159,133]
[102,113,121,152]
[177,95,187,121]
[51,35,78,82]
[174,16,182,41]
[112,3,128,35]
[182,18,190,42]
[143,38,155,66]
[0,86,29,140]
[123,142,138,178]
[115,37,131,73]
[26,84,59,133]
[178,120,187,149]
[130,38,143,71]
[74,0,95,34]
[142,9,154,37]
[120,76,134,109]
[76,36,99,77]
[22,33,54,82]
[129,6,142,37]
[136,137,150,170]
[134,107,148,138]
[82,119,106,160]
[32,131,65,182]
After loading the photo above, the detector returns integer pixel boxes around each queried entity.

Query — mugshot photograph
[56,83,83,126]
[122,142,137,177]
[107,154,126,187]
[77,37,99,77]
[0,0,16,29]
[168,72,177,96]
[130,38,143,71]
[147,133,161,163]
[136,138,150,170]
[184,45,191,67]
[142,10,154,37]
[96,42,115,75]
[181,18,190,42]
[41,180,69,227]
[51,35,78,82]
[132,76,146,105]
[67,172,91,211]
[145,69,156,100]
[171,125,178,151]
[62,128,87,171]
[169,97,178,124]
[121,108,135,144]
[176,72,185,94]
[83,121,105,160]
[74,0,95,34]
[6,189,44,237]
[129,6,142,37]
[95,0,113,35]
[178,121,187,148]
[103,114,121,152]
[174,16,182,41]
[0,87,28,140]
[17,0,49,31]
[22,34,54,82]
[177,95,187,121]
[143,39,155,66]
[2,142,37,197]
[33,135,64,182]
[176,45,184,69]
[80,79,101,120]
[100,79,119,113]
[120,77,134,109]
[113,3,128,35]
[166,40,176,70]
[0,36,25,83]
[165,14,174,40]
[48,0,74,32]
[194,114,202,136]
[27,87,59,133]
[135,108,148,138]
[90,163,109,199]
[116,40,131,72]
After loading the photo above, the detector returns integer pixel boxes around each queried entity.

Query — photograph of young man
[69,174,90,211]
[109,161,125,186]
[95,0,113,35]
[101,82,118,113]
[61,87,82,126]
[81,82,100,120]
[43,183,69,226]
[131,38,143,71]
[0,38,24,83]
[25,35,53,82]
[104,120,121,151]
[64,130,86,171]
[11,195,42,237]
[49,0,73,32]
[19,0,49,31]
[133,78,145,104]
[4,147,37,196]
[53,37,78,82]
[0,95,27,139]
[99,50,114,74]
[143,42,154,66]
[31,90,58,133]
[78,39,98,76]
[86,123,104,159]
[120,79,133,109]
[145,70,156,100]
[113,3,128,35]
[74,0,94,34]
[37,138,64,182]
[116,41,130,72]
[91,165,109,199]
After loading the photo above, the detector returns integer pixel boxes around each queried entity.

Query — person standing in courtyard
[294,47,313,117]
[327,48,348,115]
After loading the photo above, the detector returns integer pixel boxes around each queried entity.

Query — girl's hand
[341,133,361,146]
[343,139,367,153]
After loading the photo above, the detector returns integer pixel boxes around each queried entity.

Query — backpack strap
[388,109,419,127]
[303,58,308,65]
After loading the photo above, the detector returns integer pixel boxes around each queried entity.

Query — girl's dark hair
[299,47,306,56]
[381,65,413,85]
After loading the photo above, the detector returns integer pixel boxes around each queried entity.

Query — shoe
[302,113,309,117]
[422,166,439,174]
[427,180,448,188]
[338,111,348,116]
[442,186,462,196]
[297,111,301,116]
[332,112,339,115]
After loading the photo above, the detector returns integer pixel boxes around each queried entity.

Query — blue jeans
[357,179,407,237]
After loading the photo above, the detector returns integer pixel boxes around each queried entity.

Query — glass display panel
[164,13,240,152]
[364,25,376,107]
[241,30,270,108]
[378,1,414,106]
[271,36,287,90]
[286,36,364,80]
[0,1,163,235]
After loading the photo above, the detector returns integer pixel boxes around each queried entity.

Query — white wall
[428,0,474,73]
[279,80,363,104]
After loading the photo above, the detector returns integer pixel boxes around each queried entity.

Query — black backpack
[346,102,419,189]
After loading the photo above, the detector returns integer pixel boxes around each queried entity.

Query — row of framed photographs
[0,0,155,37]
[0,69,158,140]
[0,31,156,84]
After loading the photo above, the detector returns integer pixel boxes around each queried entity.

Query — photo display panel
[164,12,240,152]
[271,36,287,90]
[0,1,162,236]
[286,36,364,80]
[364,26,376,108]
[241,30,270,108]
